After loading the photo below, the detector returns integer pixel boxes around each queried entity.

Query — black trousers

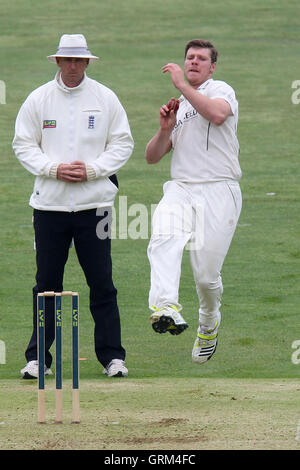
[25,208,125,369]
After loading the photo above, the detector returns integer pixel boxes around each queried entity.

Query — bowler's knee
[195,276,223,293]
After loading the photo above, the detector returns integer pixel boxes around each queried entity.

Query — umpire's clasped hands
[57,161,87,183]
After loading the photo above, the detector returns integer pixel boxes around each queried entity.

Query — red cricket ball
[167,98,180,113]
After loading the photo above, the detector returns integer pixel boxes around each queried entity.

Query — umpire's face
[56,57,89,88]
[184,47,216,89]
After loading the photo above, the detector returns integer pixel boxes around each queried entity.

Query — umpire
[13,34,134,378]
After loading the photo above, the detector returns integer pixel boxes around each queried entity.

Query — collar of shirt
[56,71,86,91]
[197,78,213,91]
[179,78,213,103]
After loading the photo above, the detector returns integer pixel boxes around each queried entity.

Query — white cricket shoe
[150,304,188,335]
[192,321,219,364]
[21,360,53,379]
[103,359,128,377]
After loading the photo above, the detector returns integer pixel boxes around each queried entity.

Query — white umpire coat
[12,72,134,212]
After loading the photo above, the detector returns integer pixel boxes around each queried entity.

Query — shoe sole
[22,372,38,380]
[151,314,188,335]
[111,371,127,377]
[21,370,52,380]
[105,370,128,377]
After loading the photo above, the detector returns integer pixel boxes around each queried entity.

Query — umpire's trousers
[25,208,125,369]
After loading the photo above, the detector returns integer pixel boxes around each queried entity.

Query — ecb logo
[88,115,95,129]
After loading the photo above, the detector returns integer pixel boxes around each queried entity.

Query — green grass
[1,0,300,450]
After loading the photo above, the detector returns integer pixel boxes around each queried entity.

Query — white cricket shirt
[170,79,241,183]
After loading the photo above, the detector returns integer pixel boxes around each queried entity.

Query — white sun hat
[47,34,99,63]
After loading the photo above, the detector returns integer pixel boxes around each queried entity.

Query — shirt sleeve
[12,92,54,177]
[207,81,238,116]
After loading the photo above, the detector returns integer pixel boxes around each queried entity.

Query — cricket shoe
[103,359,128,377]
[21,360,53,379]
[192,321,219,364]
[150,305,188,335]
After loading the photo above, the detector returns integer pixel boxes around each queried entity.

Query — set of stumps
[37,291,80,424]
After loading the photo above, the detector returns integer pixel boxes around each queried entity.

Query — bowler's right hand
[159,101,177,131]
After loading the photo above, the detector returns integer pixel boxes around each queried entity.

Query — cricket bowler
[145,39,242,364]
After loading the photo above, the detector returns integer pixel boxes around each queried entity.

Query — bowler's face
[184,47,216,88]
[56,57,89,88]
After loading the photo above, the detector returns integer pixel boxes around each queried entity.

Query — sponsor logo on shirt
[173,109,198,131]
[43,120,56,128]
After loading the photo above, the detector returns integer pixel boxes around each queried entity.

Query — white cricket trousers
[147,180,242,330]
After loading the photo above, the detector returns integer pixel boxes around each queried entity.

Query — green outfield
[0,0,300,450]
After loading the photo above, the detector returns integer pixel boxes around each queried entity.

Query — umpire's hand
[57,161,87,183]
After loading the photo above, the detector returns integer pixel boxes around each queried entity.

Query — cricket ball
[167,98,180,113]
